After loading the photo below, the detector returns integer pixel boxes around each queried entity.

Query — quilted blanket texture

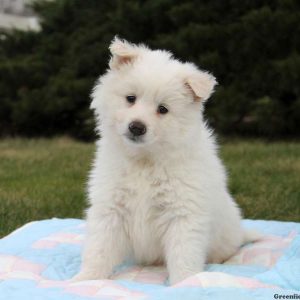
[0,218,299,299]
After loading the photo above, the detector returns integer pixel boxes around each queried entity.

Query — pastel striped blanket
[0,218,299,299]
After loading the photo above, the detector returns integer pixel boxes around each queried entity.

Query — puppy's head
[92,38,216,151]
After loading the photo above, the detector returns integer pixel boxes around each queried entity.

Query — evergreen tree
[0,0,299,139]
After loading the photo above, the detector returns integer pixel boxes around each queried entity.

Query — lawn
[0,137,299,238]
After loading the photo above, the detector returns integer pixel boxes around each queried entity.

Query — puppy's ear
[109,37,138,69]
[185,71,217,102]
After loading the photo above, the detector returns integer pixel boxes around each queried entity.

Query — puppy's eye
[126,95,136,104]
[157,105,168,114]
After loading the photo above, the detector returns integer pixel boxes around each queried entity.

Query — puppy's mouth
[125,134,145,144]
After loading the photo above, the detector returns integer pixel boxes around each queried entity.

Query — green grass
[221,139,300,222]
[0,137,299,237]
[0,138,94,237]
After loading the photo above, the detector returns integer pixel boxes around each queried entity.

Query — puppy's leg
[72,210,130,281]
[163,216,209,285]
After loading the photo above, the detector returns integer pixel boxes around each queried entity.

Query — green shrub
[0,0,299,139]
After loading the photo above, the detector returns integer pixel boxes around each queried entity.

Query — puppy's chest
[114,167,174,233]
[116,173,172,217]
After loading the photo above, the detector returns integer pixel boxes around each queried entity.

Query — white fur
[73,38,248,285]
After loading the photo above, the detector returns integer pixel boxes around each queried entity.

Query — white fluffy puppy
[73,38,254,285]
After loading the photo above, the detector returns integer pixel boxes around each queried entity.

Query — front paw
[169,269,200,285]
[70,270,108,282]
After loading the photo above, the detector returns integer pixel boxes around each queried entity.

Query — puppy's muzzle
[128,121,147,137]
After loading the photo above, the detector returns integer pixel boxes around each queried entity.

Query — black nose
[128,121,147,136]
